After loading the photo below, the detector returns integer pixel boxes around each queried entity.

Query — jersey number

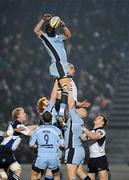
[44,134,49,144]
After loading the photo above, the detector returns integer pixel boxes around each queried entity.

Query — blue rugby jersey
[29,125,64,154]
[65,107,84,149]
[40,33,67,64]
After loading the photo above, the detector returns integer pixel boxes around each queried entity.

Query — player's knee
[31,175,40,180]
[31,168,43,180]
[98,170,108,180]
[31,172,41,180]
[67,164,74,172]
[99,172,108,180]
[52,167,60,174]
[52,167,60,179]
[31,176,40,180]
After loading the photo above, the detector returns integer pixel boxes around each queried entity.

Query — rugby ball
[49,16,61,29]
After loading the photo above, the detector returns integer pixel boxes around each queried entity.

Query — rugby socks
[58,92,68,116]
[8,173,20,180]
[45,175,54,180]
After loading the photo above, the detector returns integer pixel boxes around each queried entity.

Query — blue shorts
[64,147,85,165]
[33,152,59,171]
[49,62,69,79]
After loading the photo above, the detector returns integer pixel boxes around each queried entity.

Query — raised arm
[82,127,102,141]
[49,79,59,101]
[60,20,71,40]
[14,124,38,137]
[29,131,38,148]
[34,13,52,37]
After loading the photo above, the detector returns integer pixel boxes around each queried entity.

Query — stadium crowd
[0,0,128,163]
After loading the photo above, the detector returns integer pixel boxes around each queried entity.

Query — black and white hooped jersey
[89,128,106,158]
[1,120,30,151]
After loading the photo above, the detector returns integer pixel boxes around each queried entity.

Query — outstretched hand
[60,20,65,26]
[77,100,91,108]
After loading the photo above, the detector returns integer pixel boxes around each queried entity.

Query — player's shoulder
[51,125,59,130]
[33,125,43,133]
[11,120,21,128]
[39,32,47,40]
[39,124,57,131]
[56,34,65,40]
[51,125,62,132]
[96,128,106,136]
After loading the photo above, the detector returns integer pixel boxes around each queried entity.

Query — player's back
[40,33,67,64]
[65,108,84,148]
[35,125,63,154]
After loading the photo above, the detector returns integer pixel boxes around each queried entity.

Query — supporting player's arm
[29,131,38,148]
[15,125,38,136]
[34,13,52,37]
[49,79,59,101]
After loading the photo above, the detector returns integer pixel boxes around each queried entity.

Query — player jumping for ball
[34,13,71,128]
